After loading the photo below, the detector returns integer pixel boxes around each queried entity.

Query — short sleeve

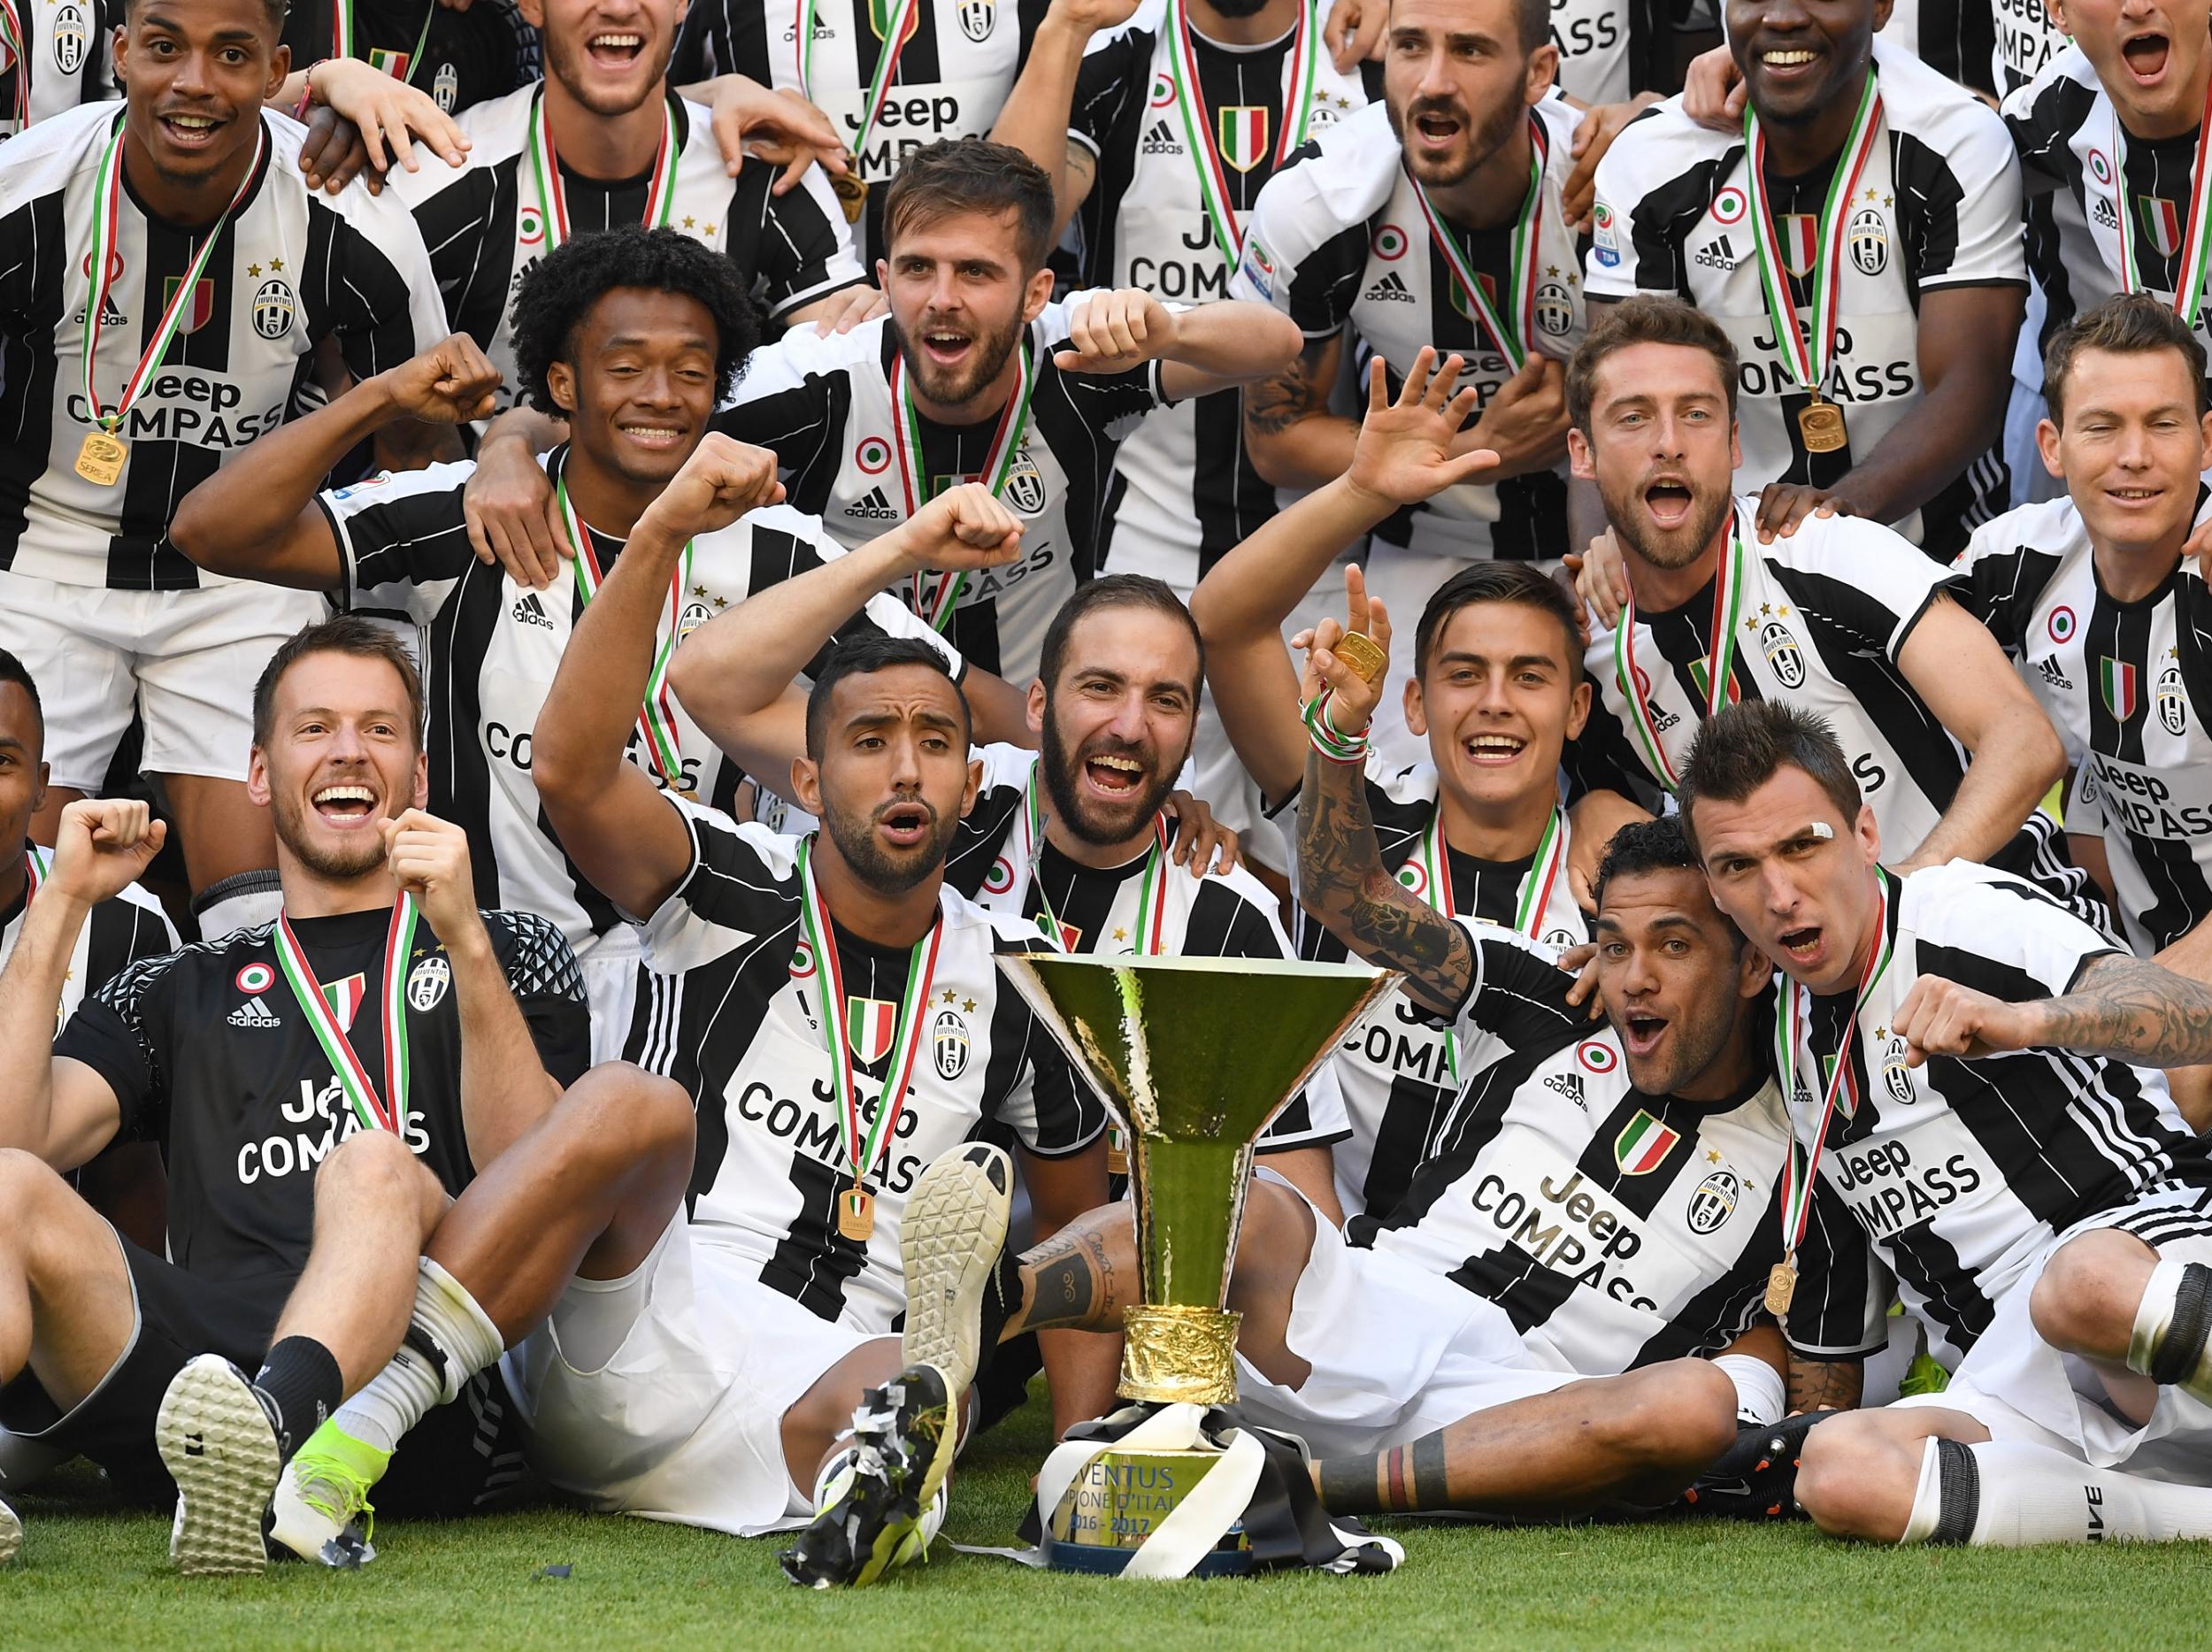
[52,952,173,1147]
[320,462,481,621]
[1906,864,2125,999]
[319,186,450,383]
[1068,25,1149,157]
[1907,104,2026,289]
[489,910,593,1090]
[1778,517,1948,662]
[1445,925,1583,1051]
[992,996,1110,1157]
[634,800,801,972]
[748,165,870,320]
[1228,153,1364,337]
[1584,106,1696,298]
[1043,296,1167,432]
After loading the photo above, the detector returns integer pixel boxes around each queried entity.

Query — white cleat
[899,1142,1012,1399]
[0,1495,20,1566]
[156,1356,277,1577]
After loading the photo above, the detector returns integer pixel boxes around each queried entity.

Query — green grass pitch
[8,1386,2209,1650]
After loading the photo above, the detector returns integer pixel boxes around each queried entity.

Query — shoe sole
[156,1356,276,1577]
[0,1501,19,1566]
[900,1143,1011,1399]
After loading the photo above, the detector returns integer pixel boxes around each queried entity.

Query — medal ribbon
[557,465,694,794]
[1018,766,1169,955]
[1409,112,1548,373]
[0,0,28,127]
[1773,869,1894,1260]
[1162,0,1315,268]
[2109,74,2212,327]
[1612,511,1747,790]
[334,0,434,82]
[80,114,268,440]
[21,845,48,907]
[800,0,923,173]
[273,895,420,1135]
[526,88,678,253]
[891,342,1035,630]
[1742,72,1880,399]
[796,837,941,1199]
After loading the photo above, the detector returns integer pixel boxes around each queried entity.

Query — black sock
[251,1336,343,1460]
[977,1248,1023,1366]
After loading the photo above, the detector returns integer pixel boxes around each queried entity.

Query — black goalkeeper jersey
[53,904,589,1302]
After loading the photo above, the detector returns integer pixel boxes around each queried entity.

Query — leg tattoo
[1017,1228,1119,1334]
[1316,1431,1452,1516]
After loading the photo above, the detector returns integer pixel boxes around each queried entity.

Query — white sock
[1901,1435,2212,1545]
[1715,1353,1786,1426]
[191,872,282,941]
[330,1257,504,1456]
[2125,1257,2212,1405]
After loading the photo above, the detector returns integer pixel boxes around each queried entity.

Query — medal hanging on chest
[272,895,422,1137]
[890,342,1035,629]
[1769,869,1894,1312]
[1741,74,1882,457]
[2108,75,2212,326]
[1613,516,1747,790]
[798,0,923,223]
[77,113,268,486]
[1409,112,1548,373]
[797,839,941,1243]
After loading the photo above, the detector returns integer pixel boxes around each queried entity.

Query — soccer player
[0,618,699,1575]
[0,0,447,943]
[525,437,1109,1578]
[1675,698,2212,1547]
[1585,0,2025,557]
[1194,349,1609,1220]
[898,813,1882,1525]
[465,136,1302,685]
[666,553,1348,1216]
[1228,0,1586,772]
[389,0,867,442]
[1563,297,2100,924]
[168,228,1006,1060]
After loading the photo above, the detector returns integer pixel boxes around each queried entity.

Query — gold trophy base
[1119,1304,1241,1406]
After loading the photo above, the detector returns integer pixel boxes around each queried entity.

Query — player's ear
[962,754,983,817]
[2037,415,2064,480]
[788,755,824,818]
[2197,409,2212,476]
[1402,673,1427,738]
[265,42,291,103]
[1854,803,1879,866]
[1872,0,1894,28]
[1524,43,1559,105]
[246,746,273,809]
[1732,932,1766,999]
[410,749,428,811]
[1567,425,1594,480]
[1564,676,1592,742]
[28,759,48,820]
[1729,418,1743,473]
[1025,680,1046,740]
[517,0,548,29]
[547,360,578,417]
[1021,264,1055,324]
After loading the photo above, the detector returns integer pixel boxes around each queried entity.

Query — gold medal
[1106,1126,1129,1177]
[832,170,868,226]
[1764,1259,1797,1316]
[837,1186,875,1241]
[1798,397,1847,455]
[1333,630,1388,687]
[74,428,127,486]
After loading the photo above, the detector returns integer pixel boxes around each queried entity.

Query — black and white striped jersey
[714,301,1169,682]
[1574,500,2107,928]
[1359,926,1887,1374]
[1230,98,1587,565]
[1587,40,2024,554]
[0,0,114,137]
[1546,0,1670,104]
[1948,494,2212,955]
[1790,859,2206,1365]
[392,85,863,425]
[325,450,959,955]
[0,102,444,590]
[279,0,531,116]
[940,741,1348,1151]
[1064,0,1367,588]
[1989,0,2069,98]
[0,845,176,1030]
[1271,751,1588,1221]
[626,807,1107,1330]
[671,0,1051,263]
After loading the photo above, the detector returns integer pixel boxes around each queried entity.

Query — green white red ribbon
[1408,112,1548,373]
[891,341,1034,630]
[1017,765,1168,955]
[526,86,678,253]
[1162,0,1316,268]
[799,0,922,174]
[81,112,268,440]
[273,895,420,1135]
[2109,75,2212,327]
[796,836,941,1198]
[0,0,28,127]
[1613,510,1747,790]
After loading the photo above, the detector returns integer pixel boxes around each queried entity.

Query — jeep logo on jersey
[53,3,87,71]
[1847,207,1888,276]
[2159,660,2188,734]
[407,955,451,1012]
[2101,656,2139,721]
[1371,224,1407,261]
[848,996,897,1064]
[322,972,366,1032]
[678,599,711,641]
[1613,1109,1678,1174]
[1534,281,1572,338]
[1709,185,1747,225]
[252,279,295,341]
[932,1008,971,1079]
[235,962,275,995]
[1686,1169,1740,1234]
[1761,619,1807,688]
[958,0,995,41]
[1218,106,1268,173]
[165,276,216,336]
[1778,214,1818,279]
[2140,196,2184,258]
[1002,452,1048,515]
[434,61,459,112]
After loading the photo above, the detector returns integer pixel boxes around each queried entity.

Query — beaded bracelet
[1302,688,1369,765]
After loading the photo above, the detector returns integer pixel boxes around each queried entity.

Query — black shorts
[0,1226,526,1514]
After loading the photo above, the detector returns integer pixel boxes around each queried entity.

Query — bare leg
[2029,1227,2162,1424]
[1312,1360,1741,1519]
[1793,1405,1992,1541]
[778,1338,909,1498]
[156,774,279,897]
[0,1150,137,1408]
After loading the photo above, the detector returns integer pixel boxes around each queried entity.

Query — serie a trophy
[995,953,1394,1578]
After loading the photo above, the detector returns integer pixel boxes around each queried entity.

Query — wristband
[1302,688,1369,765]
[294,59,326,120]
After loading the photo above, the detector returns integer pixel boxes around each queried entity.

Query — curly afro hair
[509,225,762,416]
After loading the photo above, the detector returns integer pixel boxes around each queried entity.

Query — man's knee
[0,1149,96,1276]
[1794,1409,1926,1541]
[0,1147,69,1222]
[2029,1229,2154,1357]
[316,1126,442,1224]
[1232,1179,1316,1295]
[549,1064,696,1182]
[1595,1360,1739,1468]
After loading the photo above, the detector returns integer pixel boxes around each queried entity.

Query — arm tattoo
[2031,952,2212,1068]
[1786,1357,1863,1415]
[1295,742,1472,1011]
[1243,335,1332,437]
[1315,1430,1453,1516]
[1018,1226,1118,1333]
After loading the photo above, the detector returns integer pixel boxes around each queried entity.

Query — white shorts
[506,1214,893,1536]
[1893,1184,2212,1481]
[0,570,324,790]
[1231,1185,1575,1457]
[575,931,645,1067]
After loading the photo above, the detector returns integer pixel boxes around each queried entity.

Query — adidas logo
[227,995,282,1029]
[2035,655,2075,691]
[1646,697,1679,733]
[849,486,904,522]
[511,592,554,629]
[1695,234,1739,271]
[1363,271,1416,304]
[1543,1070,1586,1109]
[1141,121,1182,155]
